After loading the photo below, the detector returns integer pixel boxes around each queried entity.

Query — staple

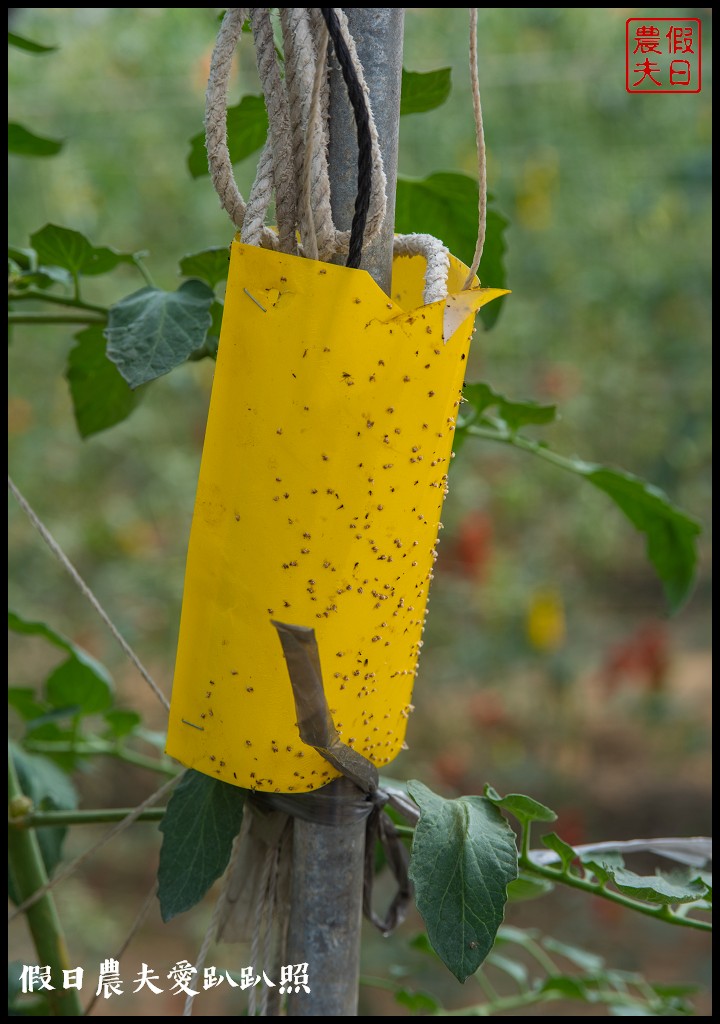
[243,287,267,312]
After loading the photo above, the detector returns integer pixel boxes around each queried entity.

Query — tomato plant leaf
[9,744,77,904]
[8,122,63,157]
[455,382,556,454]
[66,325,141,438]
[30,224,135,277]
[105,280,214,387]
[102,709,142,738]
[541,936,605,972]
[484,785,558,826]
[9,609,114,716]
[158,769,245,921]
[179,247,231,289]
[407,780,518,982]
[187,94,268,178]
[8,31,57,53]
[506,873,554,902]
[45,657,113,716]
[395,988,440,1012]
[400,68,452,115]
[582,466,700,614]
[540,832,578,872]
[599,864,710,906]
[395,173,509,329]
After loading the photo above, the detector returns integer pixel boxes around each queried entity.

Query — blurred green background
[8,7,712,1016]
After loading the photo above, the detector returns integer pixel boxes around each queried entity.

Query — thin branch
[11,807,166,828]
[23,739,177,777]
[8,289,108,314]
[9,311,106,325]
[520,856,712,933]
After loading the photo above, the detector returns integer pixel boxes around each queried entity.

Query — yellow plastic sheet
[166,241,506,792]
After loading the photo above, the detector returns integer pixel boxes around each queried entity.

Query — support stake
[285,9,404,1017]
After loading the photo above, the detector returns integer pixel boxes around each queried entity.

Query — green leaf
[66,325,141,438]
[541,832,578,872]
[583,466,700,613]
[394,988,440,1012]
[485,951,529,987]
[179,247,230,289]
[407,780,518,983]
[606,865,709,906]
[30,224,135,277]
[478,208,510,329]
[158,769,245,921]
[542,937,605,973]
[539,975,591,1000]
[463,382,557,433]
[8,609,75,653]
[9,745,77,904]
[484,785,558,826]
[106,280,214,387]
[7,687,47,721]
[9,609,114,716]
[11,744,77,811]
[187,95,268,178]
[8,245,74,292]
[8,32,57,53]
[103,709,142,738]
[506,873,554,902]
[650,984,699,999]
[400,68,452,115]
[456,382,556,453]
[8,123,63,157]
[45,657,113,715]
[582,855,623,886]
[462,425,701,612]
[395,174,509,329]
[9,610,112,684]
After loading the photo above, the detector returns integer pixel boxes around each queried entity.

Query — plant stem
[22,739,177,777]
[8,289,108,314]
[8,312,106,325]
[520,856,712,932]
[467,424,588,475]
[132,254,155,288]
[8,749,84,1016]
[11,807,166,828]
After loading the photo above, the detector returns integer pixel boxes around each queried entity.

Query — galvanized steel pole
[285,9,404,1017]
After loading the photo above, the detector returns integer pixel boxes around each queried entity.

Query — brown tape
[270,620,412,933]
[272,620,379,794]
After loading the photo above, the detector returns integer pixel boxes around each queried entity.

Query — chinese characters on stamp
[626,19,701,93]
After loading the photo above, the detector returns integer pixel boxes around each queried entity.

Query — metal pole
[285,9,403,1017]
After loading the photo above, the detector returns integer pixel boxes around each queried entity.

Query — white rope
[9,771,181,922]
[247,849,276,1017]
[182,833,245,1017]
[7,476,170,713]
[258,840,280,1017]
[205,7,388,263]
[251,8,298,255]
[205,10,491,301]
[463,7,487,288]
[393,233,451,305]
[299,14,329,261]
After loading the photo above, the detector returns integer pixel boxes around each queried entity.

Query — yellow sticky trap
[166,241,506,792]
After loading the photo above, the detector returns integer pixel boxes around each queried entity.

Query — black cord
[320,8,373,270]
